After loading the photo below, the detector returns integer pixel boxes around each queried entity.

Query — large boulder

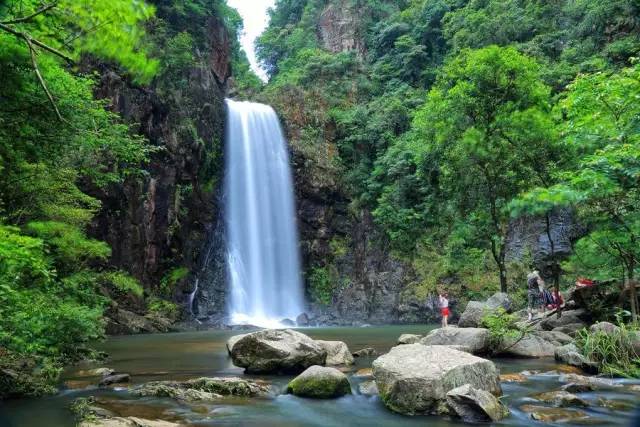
[132,377,270,402]
[486,292,513,312]
[420,327,490,354]
[397,334,422,345]
[226,334,247,355]
[497,333,556,358]
[372,344,501,415]
[230,329,326,374]
[286,366,351,398]
[446,384,509,422]
[554,344,598,373]
[315,340,354,366]
[458,293,513,328]
[540,309,589,331]
[458,302,488,328]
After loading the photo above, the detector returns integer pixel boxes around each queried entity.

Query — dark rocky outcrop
[85,13,232,324]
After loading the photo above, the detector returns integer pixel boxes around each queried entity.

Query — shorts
[528,290,541,309]
[441,307,450,317]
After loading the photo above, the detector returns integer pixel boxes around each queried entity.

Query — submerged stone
[358,380,379,396]
[132,377,270,402]
[534,390,589,407]
[520,405,590,423]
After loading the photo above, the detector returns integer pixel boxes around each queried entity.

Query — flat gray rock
[372,344,501,415]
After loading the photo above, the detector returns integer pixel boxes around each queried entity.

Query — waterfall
[224,99,304,327]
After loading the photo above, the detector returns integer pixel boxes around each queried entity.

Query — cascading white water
[225,99,304,327]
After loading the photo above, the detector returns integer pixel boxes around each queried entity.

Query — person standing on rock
[527,270,544,321]
[438,291,450,327]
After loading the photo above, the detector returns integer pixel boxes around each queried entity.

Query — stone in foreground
[230,329,326,374]
[420,327,489,354]
[372,344,501,415]
[286,365,351,398]
[315,340,354,365]
[446,384,509,422]
[79,417,180,427]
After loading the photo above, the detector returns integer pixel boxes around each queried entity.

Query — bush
[481,308,528,354]
[575,319,640,378]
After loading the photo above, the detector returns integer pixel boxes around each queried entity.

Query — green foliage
[103,272,144,298]
[160,267,189,294]
[575,320,640,378]
[481,308,528,354]
[307,266,335,306]
[147,297,180,322]
[1,0,159,82]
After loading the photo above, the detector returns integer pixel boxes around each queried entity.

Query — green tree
[412,46,557,292]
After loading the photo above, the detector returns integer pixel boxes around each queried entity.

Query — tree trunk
[544,213,563,318]
[498,256,508,293]
[628,265,638,324]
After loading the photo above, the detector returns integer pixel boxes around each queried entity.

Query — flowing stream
[225,99,304,327]
[2,325,639,426]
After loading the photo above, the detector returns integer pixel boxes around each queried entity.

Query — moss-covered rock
[286,365,352,398]
[132,377,270,402]
[0,349,58,399]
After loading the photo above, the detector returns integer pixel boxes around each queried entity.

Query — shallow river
[1,325,639,426]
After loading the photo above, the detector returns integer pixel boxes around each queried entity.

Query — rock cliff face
[318,0,367,57]
[88,16,231,317]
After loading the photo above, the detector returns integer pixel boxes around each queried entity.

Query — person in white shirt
[438,291,449,328]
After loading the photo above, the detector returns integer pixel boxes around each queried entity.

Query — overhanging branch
[0,22,74,63]
[1,3,58,25]
[25,37,64,122]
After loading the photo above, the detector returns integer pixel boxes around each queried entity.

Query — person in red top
[439,291,450,328]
